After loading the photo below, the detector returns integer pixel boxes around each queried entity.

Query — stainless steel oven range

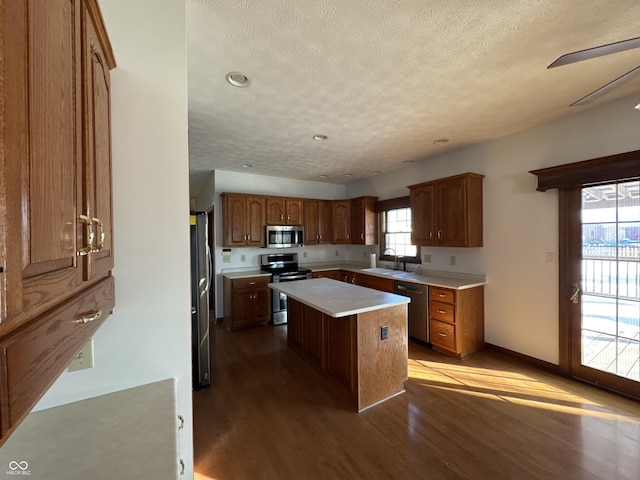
[260,253,312,325]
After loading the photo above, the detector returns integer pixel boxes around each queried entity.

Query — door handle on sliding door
[570,283,580,304]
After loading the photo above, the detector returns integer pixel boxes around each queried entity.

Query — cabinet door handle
[437,231,443,240]
[437,293,446,297]
[429,231,434,239]
[90,217,105,252]
[178,415,185,430]
[77,215,95,256]
[180,459,185,476]
[249,281,256,285]
[437,332,447,337]
[74,310,103,324]
[437,309,446,314]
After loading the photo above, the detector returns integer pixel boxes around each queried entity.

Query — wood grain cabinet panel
[221,194,266,247]
[332,200,352,244]
[312,270,341,280]
[354,273,394,293]
[266,197,303,225]
[304,200,333,245]
[429,285,484,358]
[0,277,115,440]
[0,0,116,447]
[223,276,271,331]
[350,196,378,245]
[409,173,484,248]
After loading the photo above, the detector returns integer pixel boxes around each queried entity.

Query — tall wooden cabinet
[221,193,266,247]
[351,196,377,245]
[409,173,484,247]
[332,200,352,244]
[303,200,332,245]
[0,0,116,445]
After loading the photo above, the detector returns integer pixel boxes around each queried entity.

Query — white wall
[35,0,194,477]
[347,94,640,364]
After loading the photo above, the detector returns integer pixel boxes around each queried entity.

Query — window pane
[383,207,417,259]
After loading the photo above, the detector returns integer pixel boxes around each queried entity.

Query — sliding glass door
[573,180,640,394]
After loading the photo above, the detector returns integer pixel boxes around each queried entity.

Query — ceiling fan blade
[571,65,640,106]
[548,37,640,68]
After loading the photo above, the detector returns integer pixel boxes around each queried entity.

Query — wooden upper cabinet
[83,4,114,281]
[222,194,266,247]
[409,173,484,248]
[332,200,351,244]
[266,197,303,225]
[0,0,116,445]
[303,200,319,245]
[350,196,377,245]
[304,200,332,245]
[1,0,116,327]
[410,183,436,246]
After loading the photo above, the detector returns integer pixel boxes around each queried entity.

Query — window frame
[376,196,420,264]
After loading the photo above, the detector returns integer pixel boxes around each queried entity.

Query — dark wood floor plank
[194,323,640,480]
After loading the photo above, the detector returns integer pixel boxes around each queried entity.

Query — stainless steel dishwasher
[394,280,429,342]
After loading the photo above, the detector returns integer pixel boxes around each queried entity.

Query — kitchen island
[269,278,410,412]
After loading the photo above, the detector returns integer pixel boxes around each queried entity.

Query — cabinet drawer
[232,276,270,289]
[0,277,115,437]
[430,287,455,304]
[430,319,456,352]
[430,300,455,323]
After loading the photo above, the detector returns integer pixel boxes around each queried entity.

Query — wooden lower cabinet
[312,270,341,280]
[355,273,394,293]
[223,276,271,331]
[287,298,407,411]
[429,285,484,358]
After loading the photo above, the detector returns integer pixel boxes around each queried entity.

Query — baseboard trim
[484,343,560,375]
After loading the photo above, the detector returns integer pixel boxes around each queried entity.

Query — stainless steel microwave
[266,225,304,248]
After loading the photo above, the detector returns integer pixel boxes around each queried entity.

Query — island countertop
[269,277,410,318]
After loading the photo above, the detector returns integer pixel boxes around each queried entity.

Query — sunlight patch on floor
[405,357,640,420]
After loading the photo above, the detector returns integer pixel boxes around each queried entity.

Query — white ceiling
[187,0,640,185]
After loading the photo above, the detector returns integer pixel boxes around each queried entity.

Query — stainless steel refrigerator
[190,212,211,389]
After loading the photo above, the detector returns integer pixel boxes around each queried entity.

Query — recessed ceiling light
[372,171,381,175]
[319,175,328,179]
[403,160,415,164]
[226,72,250,88]
[635,102,640,111]
[313,135,328,141]
[343,173,352,177]
[433,138,450,145]
[241,164,252,168]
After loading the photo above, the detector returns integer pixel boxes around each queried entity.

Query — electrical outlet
[449,255,456,266]
[424,254,432,263]
[335,250,339,257]
[546,252,557,264]
[303,251,307,258]
[240,254,246,262]
[68,339,94,372]
[380,325,389,340]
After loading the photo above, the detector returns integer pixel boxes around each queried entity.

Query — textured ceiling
[187,0,640,185]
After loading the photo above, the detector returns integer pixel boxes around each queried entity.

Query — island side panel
[356,304,408,411]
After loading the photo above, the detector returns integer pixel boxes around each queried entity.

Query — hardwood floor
[193,323,640,480]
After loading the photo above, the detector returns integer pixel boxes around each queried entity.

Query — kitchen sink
[361,267,395,275]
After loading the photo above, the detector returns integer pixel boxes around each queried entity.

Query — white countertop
[301,262,486,290]
[269,277,410,318]
[222,262,486,289]
[0,379,179,479]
